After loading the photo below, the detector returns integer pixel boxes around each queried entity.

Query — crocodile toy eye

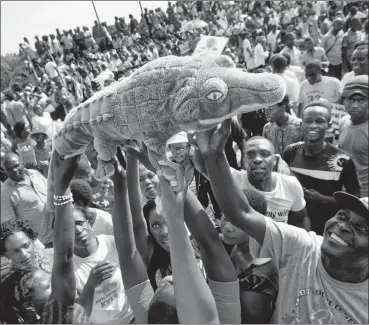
[207,91,223,101]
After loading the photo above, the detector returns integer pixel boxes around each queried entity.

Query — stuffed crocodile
[52,53,285,181]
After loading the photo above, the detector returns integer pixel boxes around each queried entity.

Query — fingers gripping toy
[49,53,285,200]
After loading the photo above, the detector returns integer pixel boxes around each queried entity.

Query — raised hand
[156,165,190,220]
[158,158,194,193]
[195,119,231,157]
[51,150,81,195]
[123,140,155,172]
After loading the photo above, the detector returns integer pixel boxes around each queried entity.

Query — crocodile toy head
[170,53,286,131]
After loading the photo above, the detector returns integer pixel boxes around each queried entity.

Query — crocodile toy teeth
[52,53,285,182]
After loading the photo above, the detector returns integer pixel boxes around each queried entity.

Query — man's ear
[272,154,277,166]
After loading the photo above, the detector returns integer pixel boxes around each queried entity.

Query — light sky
[1,1,169,55]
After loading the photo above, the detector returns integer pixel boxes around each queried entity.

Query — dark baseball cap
[333,192,369,219]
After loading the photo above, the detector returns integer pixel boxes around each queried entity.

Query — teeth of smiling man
[330,233,348,246]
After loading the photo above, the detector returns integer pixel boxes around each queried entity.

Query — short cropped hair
[303,100,332,120]
[245,136,276,154]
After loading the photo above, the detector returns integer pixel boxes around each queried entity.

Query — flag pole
[138,1,149,32]
[92,1,101,25]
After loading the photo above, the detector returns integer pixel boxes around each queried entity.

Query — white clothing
[251,218,368,324]
[254,43,269,68]
[267,30,280,52]
[243,38,255,70]
[31,113,53,139]
[230,169,306,223]
[51,39,63,54]
[91,208,114,237]
[74,235,133,324]
[298,76,341,106]
[284,69,300,84]
[277,72,300,102]
[321,30,343,66]
[44,61,58,79]
[280,46,301,67]
[288,65,306,84]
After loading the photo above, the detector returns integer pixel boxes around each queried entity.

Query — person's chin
[250,170,267,180]
[146,189,158,198]
[222,234,240,245]
[160,242,170,252]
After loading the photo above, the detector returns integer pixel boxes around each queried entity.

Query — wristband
[54,193,73,201]
[54,198,74,206]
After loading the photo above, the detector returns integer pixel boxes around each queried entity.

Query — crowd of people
[0,0,368,324]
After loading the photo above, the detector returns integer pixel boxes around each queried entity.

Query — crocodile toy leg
[93,139,122,181]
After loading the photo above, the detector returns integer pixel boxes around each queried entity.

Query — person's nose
[75,225,83,234]
[337,221,351,234]
[308,121,319,129]
[143,177,151,185]
[19,248,29,259]
[253,155,263,164]
[160,224,169,237]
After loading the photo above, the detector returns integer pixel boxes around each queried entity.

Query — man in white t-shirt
[271,54,300,103]
[194,136,310,229]
[267,24,280,54]
[282,52,306,84]
[72,208,133,324]
[280,33,302,67]
[196,123,368,325]
[254,36,269,69]
[298,60,341,117]
[44,56,59,81]
[243,31,255,71]
[229,137,310,229]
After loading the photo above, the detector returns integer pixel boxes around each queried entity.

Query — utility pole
[91,1,101,25]
[138,1,148,32]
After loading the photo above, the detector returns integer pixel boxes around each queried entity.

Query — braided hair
[0,268,40,324]
[0,219,38,257]
[0,220,41,323]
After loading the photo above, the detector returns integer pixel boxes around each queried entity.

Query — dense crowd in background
[0,1,368,324]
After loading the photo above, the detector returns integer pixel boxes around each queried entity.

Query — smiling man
[196,122,369,324]
[283,100,360,235]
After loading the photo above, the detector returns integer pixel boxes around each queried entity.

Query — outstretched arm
[50,152,80,304]
[125,145,152,267]
[196,120,266,245]
[184,190,237,283]
[110,158,149,289]
[158,170,220,324]
[183,189,241,324]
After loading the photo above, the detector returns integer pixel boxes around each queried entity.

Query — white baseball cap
[167,132,188,146]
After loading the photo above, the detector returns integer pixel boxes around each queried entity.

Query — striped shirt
[1,169,48,241]
[283,142,360,234]
[41,297,89,324]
